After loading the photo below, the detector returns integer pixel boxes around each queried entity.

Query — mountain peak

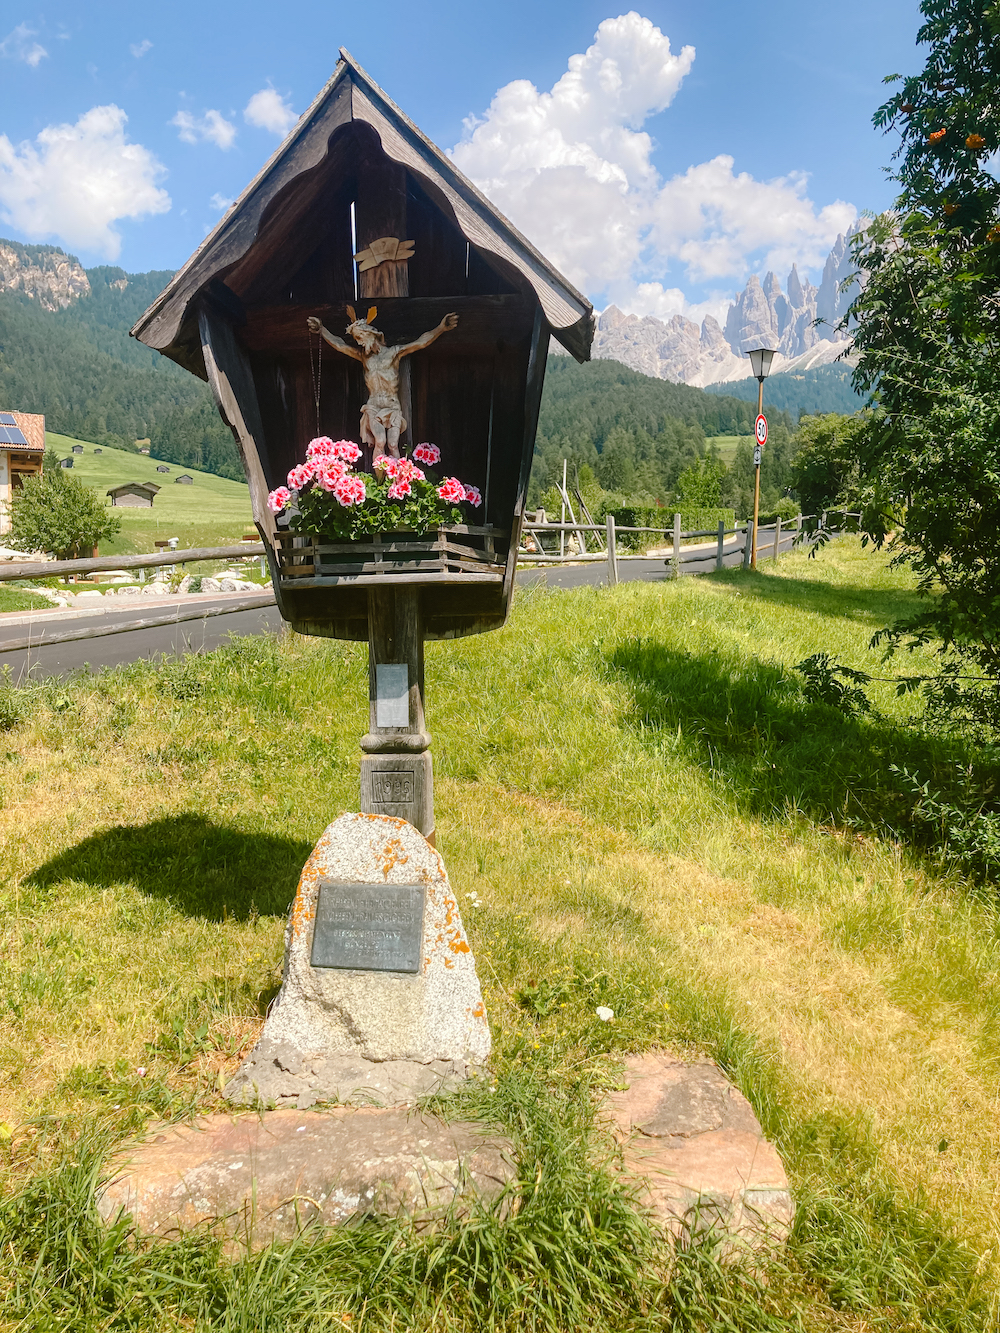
[0,237,90,311]
[593,234,857,387]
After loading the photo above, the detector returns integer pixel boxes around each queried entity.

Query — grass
[46,432,254,554]
[0,536,997,1329]
[706,433,751,464]
[0,584,51,613]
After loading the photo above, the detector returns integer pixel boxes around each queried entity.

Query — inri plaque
[310,880,425,973]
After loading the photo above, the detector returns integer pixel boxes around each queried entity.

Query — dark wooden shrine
[132,49,593,642]
[132,50,594,838]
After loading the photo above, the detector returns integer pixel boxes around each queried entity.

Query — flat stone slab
[226,814,490,1109]
[98,1109,515,1248]
[606,1053,793,1252]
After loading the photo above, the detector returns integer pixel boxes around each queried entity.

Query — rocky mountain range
[0,239,90,311]
[593,231,859,387]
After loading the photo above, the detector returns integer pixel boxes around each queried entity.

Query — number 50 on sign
[755,413,768,446]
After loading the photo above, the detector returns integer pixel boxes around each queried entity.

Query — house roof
[131,49,593,367]
[107,482,160,497]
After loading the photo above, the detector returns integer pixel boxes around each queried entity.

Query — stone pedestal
[225,813,490,1109]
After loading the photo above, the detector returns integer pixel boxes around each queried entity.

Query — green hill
[47,433,253,554]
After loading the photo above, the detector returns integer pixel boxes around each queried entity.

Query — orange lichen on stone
[449,939,471,954]
[472,1003,485,1018]
[378,838,410,879]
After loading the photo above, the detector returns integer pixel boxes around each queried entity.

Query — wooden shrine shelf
[272,525,508,588]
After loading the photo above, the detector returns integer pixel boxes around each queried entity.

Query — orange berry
[966,134,986,150]
[928,129,947,145]
[987,226,1000,242]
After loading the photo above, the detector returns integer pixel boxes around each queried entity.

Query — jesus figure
[306,308,458,464]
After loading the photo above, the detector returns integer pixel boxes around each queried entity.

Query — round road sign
[755,413,768,446]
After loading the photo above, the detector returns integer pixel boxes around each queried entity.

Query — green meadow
[45,433,254,554]
[0,538,995,1330]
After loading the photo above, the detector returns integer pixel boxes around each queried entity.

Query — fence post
[605,514,619,586]
[672,512,682,578]
[742,519,752,569]
[773,514,782,562]
[716,519,725,571]
[795,512,802,538]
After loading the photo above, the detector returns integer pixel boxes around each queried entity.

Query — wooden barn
[131,48,593,642]
[175,474,193,485]
[107,482,160,508]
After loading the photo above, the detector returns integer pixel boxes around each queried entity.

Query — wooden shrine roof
[131,49,594,370]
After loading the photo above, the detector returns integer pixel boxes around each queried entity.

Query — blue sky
[0,1,924,319]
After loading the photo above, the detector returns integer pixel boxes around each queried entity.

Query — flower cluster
[266,437,482,540]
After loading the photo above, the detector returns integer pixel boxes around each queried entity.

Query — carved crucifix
[306,307,458,464]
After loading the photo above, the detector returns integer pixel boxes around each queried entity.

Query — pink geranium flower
[313,459,350,491]
[436,476,466,504]
[267,486,291,513]
[464,485,482,507]
[387,478,412,500]
[412,442,441,466]
[287,461,316,490]
[332,439,362,463]
[382,457,424,482]
[305,436,335,460]
[333,474,366,507]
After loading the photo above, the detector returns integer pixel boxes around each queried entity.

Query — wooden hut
[175,473,193,485]
[107,481,160,507]
[130,49,593,643]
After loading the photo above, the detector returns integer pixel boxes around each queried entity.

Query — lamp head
[747,347,776,381]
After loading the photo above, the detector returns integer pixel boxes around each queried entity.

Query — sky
[0,0,925,323]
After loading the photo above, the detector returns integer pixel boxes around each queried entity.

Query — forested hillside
[704,362,864,417]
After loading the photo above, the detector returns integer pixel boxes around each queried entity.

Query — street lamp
[747,347,776,570]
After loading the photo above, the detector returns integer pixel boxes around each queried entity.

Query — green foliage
[848,0,1000,737]
[8,464,120,560]
[676,456,727,508]
[791,412,866,518]
[720,422,798,519]
[705,363,865,417]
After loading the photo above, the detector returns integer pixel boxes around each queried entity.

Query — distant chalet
[107,481,161,508]
[175,474,193,484]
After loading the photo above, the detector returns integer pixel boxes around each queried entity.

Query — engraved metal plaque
[310,880,425,973]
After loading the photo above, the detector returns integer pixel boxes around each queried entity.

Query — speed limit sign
[755,413,768,446]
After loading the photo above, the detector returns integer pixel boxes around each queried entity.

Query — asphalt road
[0,526,792,681]
[0,597,283,683]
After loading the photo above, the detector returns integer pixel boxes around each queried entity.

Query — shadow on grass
[27,813,311,920]
[712,565,929,625]
[607,638,973,837]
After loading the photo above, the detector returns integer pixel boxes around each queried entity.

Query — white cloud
[130,39,152,58]
[209,191,234,210]
[244,87,298,137]
[171,108,237,150]
[451,11,856,316]
[1,23,48,67]
[0,104,170,259]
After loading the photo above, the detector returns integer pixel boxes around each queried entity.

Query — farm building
[71,444,84,454]
[156,465,170,473]
[175,474,193,484]
[107,482,160,508]
[0,410,44,535]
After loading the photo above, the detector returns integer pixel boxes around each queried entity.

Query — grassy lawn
[46,432,254,554]
[707,433,751,464]
[0,585,52,613]
[0,537,995,1329]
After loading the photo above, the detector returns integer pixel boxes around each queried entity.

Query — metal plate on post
[375,663,409,727]
[310,880,425,973]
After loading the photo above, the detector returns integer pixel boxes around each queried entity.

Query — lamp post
[747,347,775,570]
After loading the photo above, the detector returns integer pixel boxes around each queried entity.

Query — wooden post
[606,514,618,586]
[772,514,782,562]
[672,512,682,578]
[359,586,434,843]
[716,519,725,571]
[795,512,802,537]
[751,376,763,570]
